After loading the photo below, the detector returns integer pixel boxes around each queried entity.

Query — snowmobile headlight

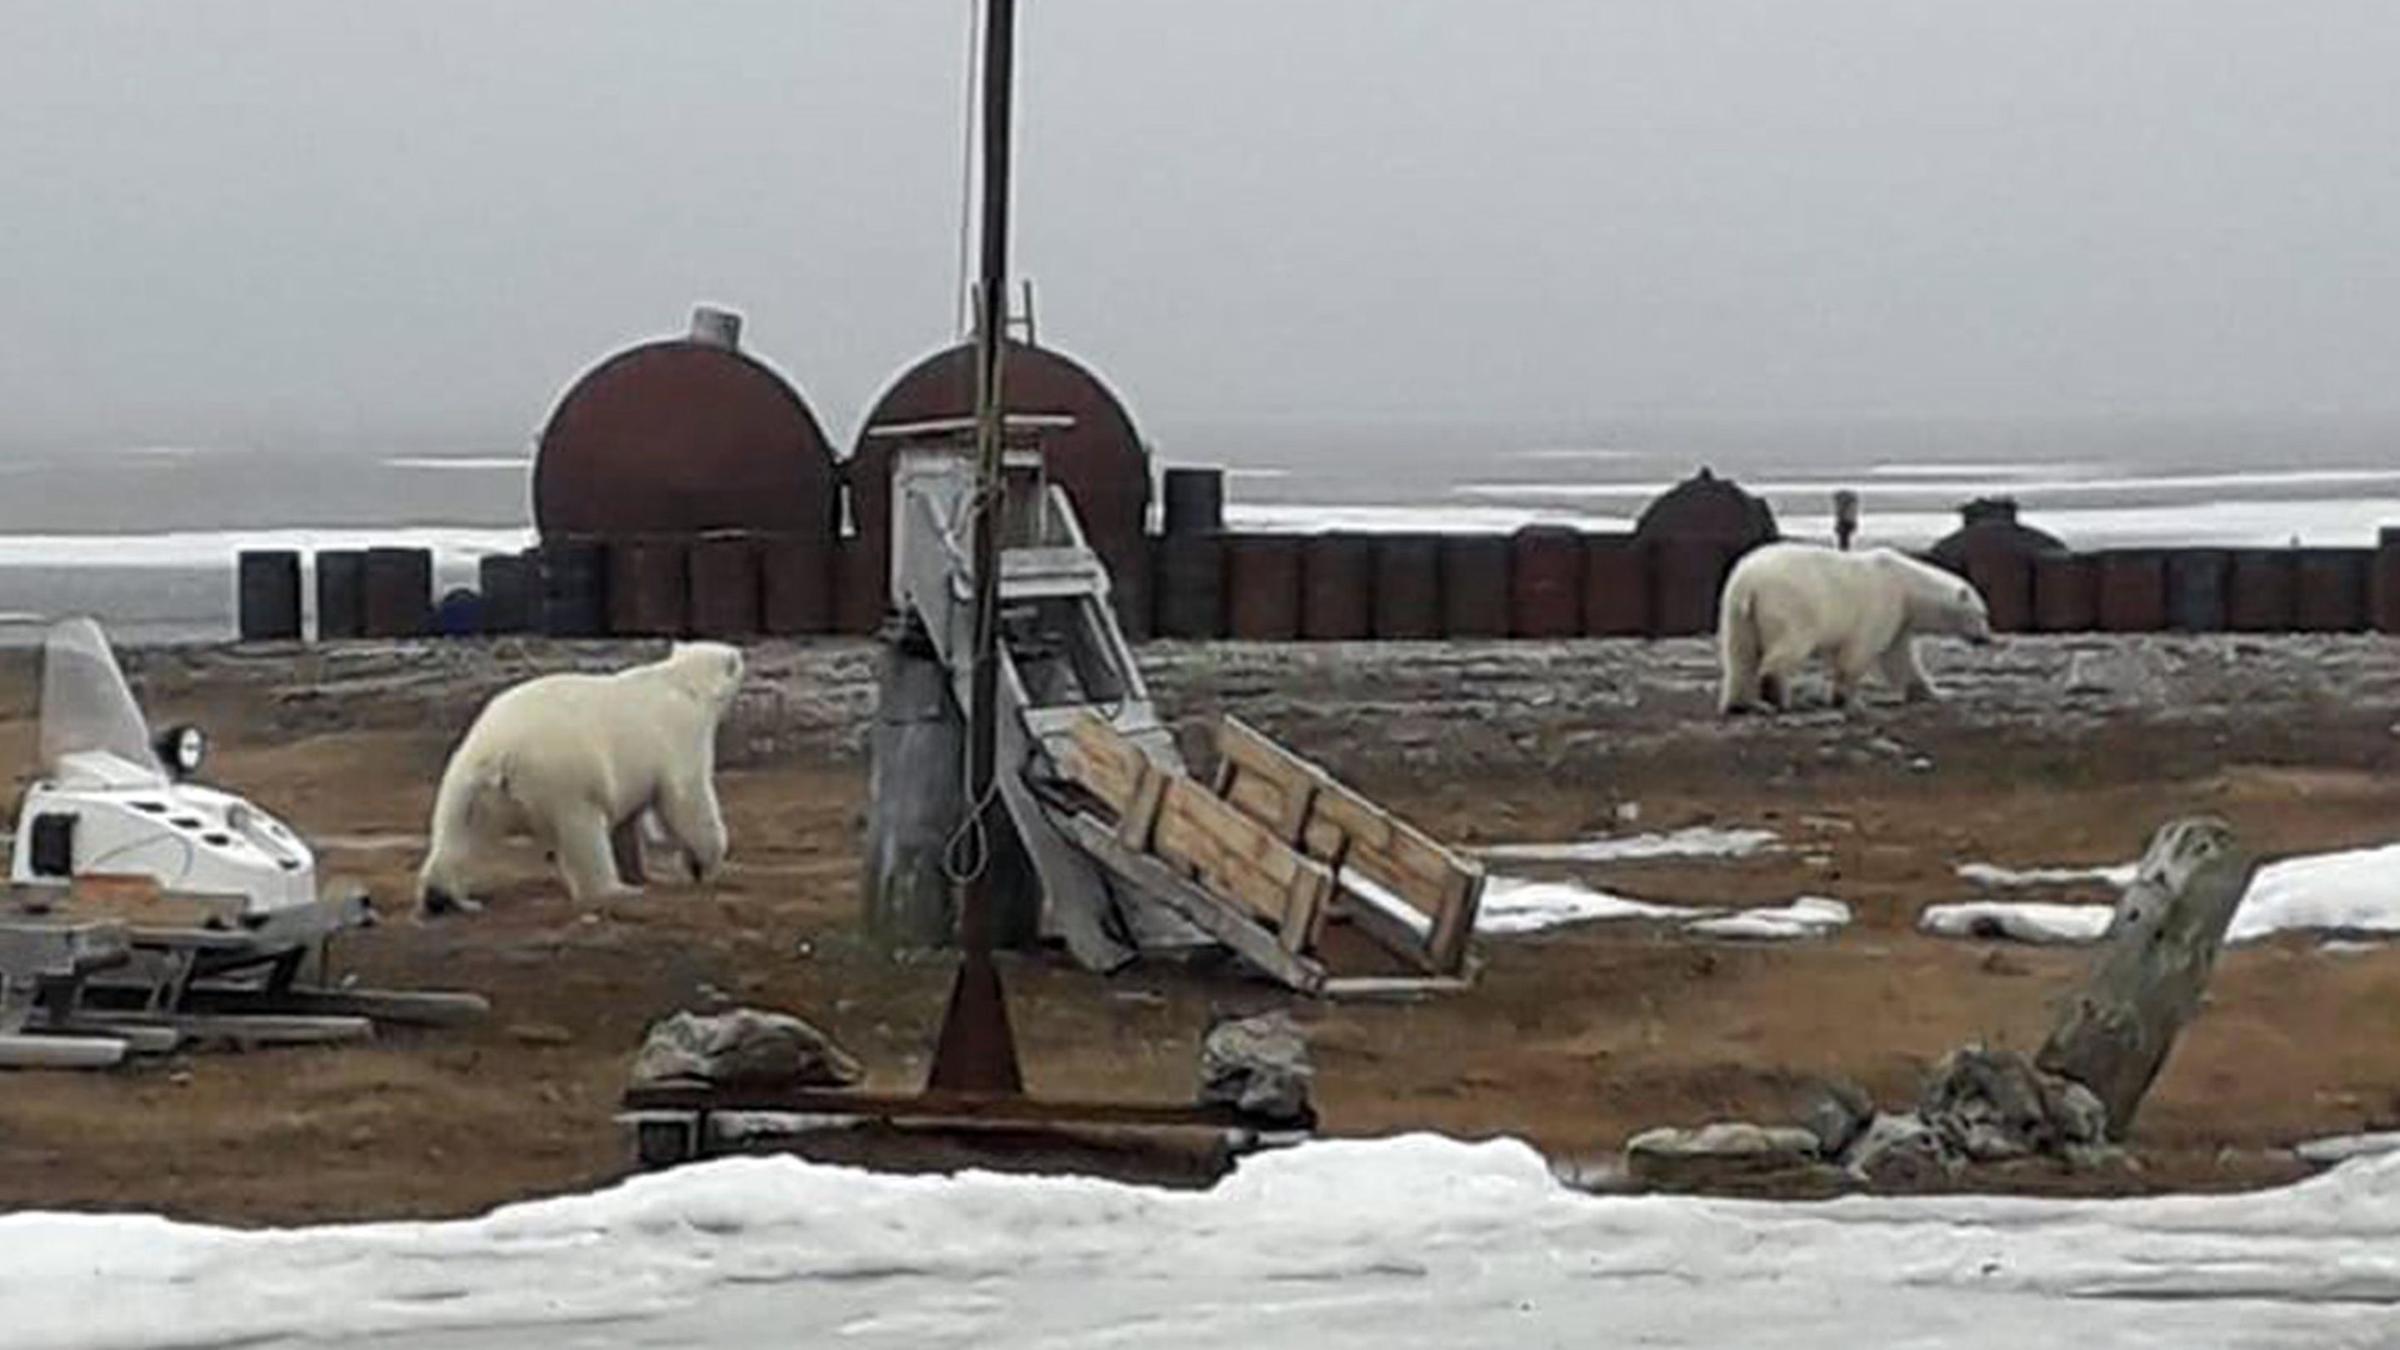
[157,723,207,779]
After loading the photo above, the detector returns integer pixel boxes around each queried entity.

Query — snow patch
[2229,843,2400,943]
[11,1135,2400,1348]
[1477,826,1779,865]
[1947,843,2400,945]
[1686,896,1851,941]
[1478,877,1848,941]
[1919,901,2117,945]
[1956,861,2138,888]
[1475,877,1703,933]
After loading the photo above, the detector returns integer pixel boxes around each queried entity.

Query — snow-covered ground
[8,1134,2398,1349]
[1476,826,1779,865]
[1476,877,1849,941]
[1933,844,2400,946]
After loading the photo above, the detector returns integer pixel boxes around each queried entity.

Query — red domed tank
[848,338,1151,557]
[534,307,841,540]
[1632,467,1780,547]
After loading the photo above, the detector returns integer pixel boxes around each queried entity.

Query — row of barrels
[239,529,2400,644]
[1961,540,2400,634]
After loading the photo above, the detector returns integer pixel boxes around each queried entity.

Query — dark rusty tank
[1631,467,1779,547]
[847,338,1152,558]
[534,307,841,540]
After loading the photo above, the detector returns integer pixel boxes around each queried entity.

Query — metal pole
[927,0,1026,1097]
[964,0,1016,953]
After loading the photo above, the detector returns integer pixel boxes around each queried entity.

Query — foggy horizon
[6,1,2400,460]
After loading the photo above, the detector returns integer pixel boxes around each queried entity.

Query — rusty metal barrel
[1962,546,2034,633]
[2094,550,2167,632]
[1439,535,1511,639]
[476,552,536,634]
[1106,539,1153,641]
[236,551,302,642]
[688,533,763,637]
[833,537,888,636]
[2033,553,2097,632]
[1582,534,1649,636]
[1372,534,1442,640]
[2376,528,2400,634]
[433,587,483,638]
[1153,535,1226,639]
[1509,527,1584,639]
[314,549,365,640]
[2293,548,2369,631]
[1226,533,1303,640]
[608,537,690,637]
[362,547,433,638]
[1652,539,1735,637]
[2164,550,2229,632]
[1301,533,1375,641]
[2227,549,2296,631]
[1162,467,1226,536]
[538,537,609,637]
[760,534,835,635]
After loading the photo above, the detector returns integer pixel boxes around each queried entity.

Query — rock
[1198,1011,1315,1124]
[1843,1113,1962,1191]
[1921,1046,2057,1162]
[2047,1079,2109,1145]
[507,1021,575,1047]
[1798,1077,1875,1157]
[1625,1122,1825,1190]
[629,1008,863,1090]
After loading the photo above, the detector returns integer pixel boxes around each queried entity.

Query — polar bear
[1717,543,1992,715]
[416,642,745,914]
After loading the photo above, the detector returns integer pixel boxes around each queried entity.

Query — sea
[5,412,2398,646]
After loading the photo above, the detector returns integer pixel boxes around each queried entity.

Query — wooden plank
[69,1011,375,1046]
[1331,868,1442,974]
[1214,714,1485,976]
[1062,715,1146,815]
[1423,868,1484,974]
[1116,759,1169,850]
[0,1034,127,1069]
[1151,779,1337,933]
[2035,817,2256,1140]
[1061,815,1326,993]
[1321,974,1478,1001]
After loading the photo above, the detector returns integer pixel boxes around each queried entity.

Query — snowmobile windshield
[38,616,165,779]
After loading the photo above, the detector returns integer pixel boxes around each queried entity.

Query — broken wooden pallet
[1059,713,1483,993]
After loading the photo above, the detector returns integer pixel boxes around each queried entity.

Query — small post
[1833,490,1859,551]
[2036,817,2256,1139]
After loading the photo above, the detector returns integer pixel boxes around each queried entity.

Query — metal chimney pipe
[688,306,743,351]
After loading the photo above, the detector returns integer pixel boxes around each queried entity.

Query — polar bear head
[661,640,746,712]
[1878,551,1995,645]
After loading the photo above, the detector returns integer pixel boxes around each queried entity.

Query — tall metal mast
[927,0,1024,1095]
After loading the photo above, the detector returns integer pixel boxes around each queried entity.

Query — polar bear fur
[416,642,745,913]
[1717,543,1993,715]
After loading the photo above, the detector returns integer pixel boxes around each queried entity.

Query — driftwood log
[2036,816,2256,1140]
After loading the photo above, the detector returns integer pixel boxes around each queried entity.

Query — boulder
[1625,1121,1825,1189]
[629,1008,863,1090]
[1199,1011,1315,1124]
[1798,1076,1876,1157]
[1843,1113,1962,1191]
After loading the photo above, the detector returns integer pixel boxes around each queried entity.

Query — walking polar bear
[1717,543,1992,715]
[417,642,745,914]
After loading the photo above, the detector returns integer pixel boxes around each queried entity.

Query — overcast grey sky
[3,1,2398,457]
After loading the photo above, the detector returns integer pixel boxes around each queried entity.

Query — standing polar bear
[1717,543,1992,715]
[417,642,745,914]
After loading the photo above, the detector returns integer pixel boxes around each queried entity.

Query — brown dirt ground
[4,690,2400,1225]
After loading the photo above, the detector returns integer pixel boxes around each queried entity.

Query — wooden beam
[1060,814,1326,994]
[2035,816,2257,1140]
